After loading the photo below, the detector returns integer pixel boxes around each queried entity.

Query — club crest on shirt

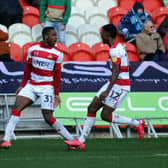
[48,55,53,59]
[112,56,118,63]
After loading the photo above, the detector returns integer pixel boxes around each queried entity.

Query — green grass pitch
[0,138,168,168]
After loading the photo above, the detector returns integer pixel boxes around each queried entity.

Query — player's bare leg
[64,96,103,149]
[101,105,145,140]
[0,96,32,149]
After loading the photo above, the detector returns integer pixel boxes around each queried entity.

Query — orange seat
[9,42,22,62]
[121,42,140,62]
[69,42,93,61]
[116,33,124,42]
[152,7,168,27]
[55,42,70,62]
[92,42,109,61]
[117,0,138,11]
[22,6,40,28]
[142,0,161,13]
[22,42,36,62]
[108,7,127,27]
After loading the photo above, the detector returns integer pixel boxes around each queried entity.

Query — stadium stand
[32,24,42,42]
[69,42,93,61]
[8,23,32,47]
[22,6,40,28]
[92,42,109,61]
[107,7,127,27]
[71,0,77,6]
[22,41,35,62]
[65,24,79,47]
[68,7,87,28]
[116,34,124,42]
[141,0,162,13]
[152,7,168,28]
[95,0,117,11]
[85,7,109,26]
[117,0,137,11]
[9,42,22,61]
[121,42,140,62]
[55,42,71,62]
[75,0,95,10]
[78,24,101,47]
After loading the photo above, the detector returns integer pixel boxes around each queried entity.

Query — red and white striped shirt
[20,42,63,95]
[109,41,130,91]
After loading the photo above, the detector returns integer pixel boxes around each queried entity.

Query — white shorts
[96,81,129,109]
[18,83,55,110]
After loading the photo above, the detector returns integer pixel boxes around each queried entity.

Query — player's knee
[100,112,108,121]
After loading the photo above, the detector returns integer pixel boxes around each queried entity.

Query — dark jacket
[158,16,168,37]
[118,1,151,41]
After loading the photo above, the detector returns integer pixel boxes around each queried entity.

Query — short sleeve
[109,48,121,65]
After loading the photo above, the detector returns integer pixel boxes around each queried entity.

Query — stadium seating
[75,0,95,10]
[32,24,42,42]
[55,42,71,62]
[78,24,101,47]
[68,7,87,28]
[142,0,162,13]
[121,42,140,62]
[108,7,127,27]
[85,7,109,26]
[22,6,40,28]
[71,0,77,6]
[9,42,22,62]
[152,7,168,28]
[0,24,8,33]
[92,42,109,61]
[8,23,32,47]
[116,34,124,42]
[69,42,93,61]
[95,0,117,11]
[65,24,79,47]
[117,0,137,11]
[22,42,35,62]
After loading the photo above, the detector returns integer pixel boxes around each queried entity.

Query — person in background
[136,20,167,61]
[25,0,41,9]
[0,30,13,62]
[40,0,71,44]
[158,16,168,60]
[118,1,151,45]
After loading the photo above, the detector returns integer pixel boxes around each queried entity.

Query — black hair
[133,1,144,13]
[102,24,117,38]
[42,26,55,38]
